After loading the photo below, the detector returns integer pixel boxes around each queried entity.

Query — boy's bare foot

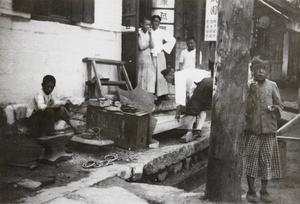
[260,191,272,203]
[69,120,81,134]
[246,191,259,203]
[180,131,200,143]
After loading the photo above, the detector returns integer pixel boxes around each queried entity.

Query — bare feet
[69,120,81,134]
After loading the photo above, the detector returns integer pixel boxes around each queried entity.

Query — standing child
[179,36,196,71]
[26,75,81,137]
[150,15,176,104]
[244,55,283,203]
[137,17,155,94]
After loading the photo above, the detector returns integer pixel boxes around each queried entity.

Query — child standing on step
[244,55,283,203]
[26,75,81,137]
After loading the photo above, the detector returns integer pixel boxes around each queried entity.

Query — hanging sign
[152,9,174,24]
[152,0,175,8]
[205,0,219,41]
[158,24,174,35]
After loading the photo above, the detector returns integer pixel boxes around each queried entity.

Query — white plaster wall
[0,0,122,105]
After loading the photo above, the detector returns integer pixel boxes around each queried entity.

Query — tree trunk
[205,0,254,202]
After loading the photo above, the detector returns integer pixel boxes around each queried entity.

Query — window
[13,0,94,24]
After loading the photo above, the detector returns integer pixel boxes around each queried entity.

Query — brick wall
[0,0,123,105]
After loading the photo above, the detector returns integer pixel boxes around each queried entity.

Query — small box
[86,105,150,150]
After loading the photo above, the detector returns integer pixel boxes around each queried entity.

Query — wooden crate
[86,105,150,150]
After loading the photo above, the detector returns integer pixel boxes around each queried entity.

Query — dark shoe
[246,192,259,203]
[260,191,272,203]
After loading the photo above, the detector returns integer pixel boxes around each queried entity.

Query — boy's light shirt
[179,49,196,70]
[150,28,176,57]
[175,69,211,106]
[26,88,65,117]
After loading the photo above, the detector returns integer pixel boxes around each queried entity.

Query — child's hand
[250,82,258,91]
[267,105,276,112]
[48,99,54,106]
[249,82,258,95]
[65,100,74,111]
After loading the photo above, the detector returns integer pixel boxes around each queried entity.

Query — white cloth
[26,88,65,117]
[179,49,196,70]
[175,69,211,106]
[150,28,176,57]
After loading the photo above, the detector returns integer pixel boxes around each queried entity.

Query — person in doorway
[244,54,283,203]
[150,15,176,105]
[179,36,196,71]
[137,17,155,94]
[161,67,212,142]
[26,75,81,137]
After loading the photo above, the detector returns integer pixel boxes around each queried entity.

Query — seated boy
[161,68,213,142]
[179,36,196,71]
[26,75,81,137]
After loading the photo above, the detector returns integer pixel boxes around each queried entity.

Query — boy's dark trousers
[29,106,70,137]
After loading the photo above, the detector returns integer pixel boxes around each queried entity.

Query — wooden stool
[37,132,73,165]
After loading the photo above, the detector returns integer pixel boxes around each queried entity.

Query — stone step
[46,186,148,204]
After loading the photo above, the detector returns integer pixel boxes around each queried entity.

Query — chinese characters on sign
[152,0,175,8]
[205,0,219,41]
[152,9,174,24]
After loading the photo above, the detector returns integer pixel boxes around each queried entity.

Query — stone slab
[17,179,42,191]
[67,187,148,204]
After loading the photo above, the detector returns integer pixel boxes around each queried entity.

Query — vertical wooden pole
[195,0,204,68]
[205,0,254,202]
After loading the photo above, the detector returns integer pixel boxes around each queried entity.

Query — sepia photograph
[0,0,300,203]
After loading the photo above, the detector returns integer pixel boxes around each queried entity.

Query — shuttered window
[13,0,94,24]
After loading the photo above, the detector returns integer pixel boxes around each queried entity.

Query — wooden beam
[91,60,103,97]
[205,0,254,202]
[82,57,127,65]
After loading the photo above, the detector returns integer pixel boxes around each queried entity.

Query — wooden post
[205,0,254,202]
[195,0,204,68]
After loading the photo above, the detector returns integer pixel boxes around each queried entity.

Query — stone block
[4,105,15,124]
[17,178,42,191]
[191,154,200,163]
[132,164,144,181]
[169,162,183,175]
[183,157,192,170]
[157,170,168,182]
[68,187,148,204]
[4,104,28,124]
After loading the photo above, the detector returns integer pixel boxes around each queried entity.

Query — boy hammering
[244,55,283,203]
[26,75,81,137]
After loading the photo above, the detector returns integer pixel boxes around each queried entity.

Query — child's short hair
[43,75,56,85]
[186,36,195,42]
[161,67,174,77]
[251,54,272,68]
[151,15,161,22]
[140,17,150,24]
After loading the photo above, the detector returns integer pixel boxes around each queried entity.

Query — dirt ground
[0,131,144,203]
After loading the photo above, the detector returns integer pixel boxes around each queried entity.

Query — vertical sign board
[152,0,175,36]
[205,0,219,41]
